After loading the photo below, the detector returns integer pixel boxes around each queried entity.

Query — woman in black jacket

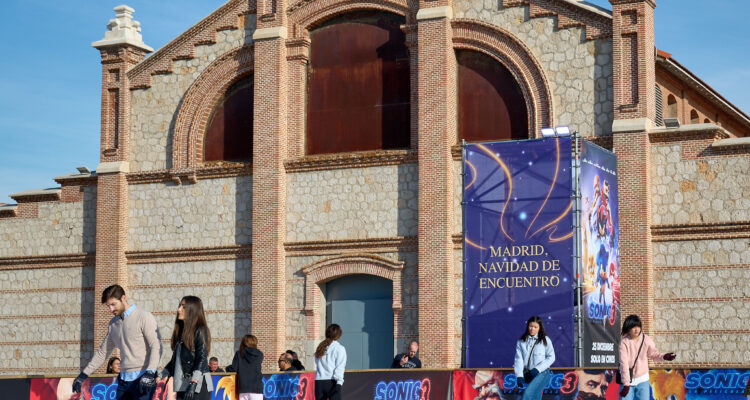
[160,296,213,400]
[226,334,264,400]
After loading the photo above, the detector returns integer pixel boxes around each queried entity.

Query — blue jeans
[522,369,551,400]
[115,376,156,400]
[620,380,651,400]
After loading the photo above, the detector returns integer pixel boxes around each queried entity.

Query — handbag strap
[627,334,645,383]
[525,339,539,369]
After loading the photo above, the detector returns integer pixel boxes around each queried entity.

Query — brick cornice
[126,245,252,264]
[285,149,417,172]
[127,0,256,89]
[648,125,729,143]
[0,253,95,271]
[501,0,612,40]
[651,221,750,242]
[127,163,253,184]
[285,236,417,256]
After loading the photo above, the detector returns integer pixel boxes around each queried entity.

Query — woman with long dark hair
[513,316,556,400]
[106,357,120,374]
[225,334,264,400]
[160,296,213,400]
[618,314,675,400]
[314,324,347,400]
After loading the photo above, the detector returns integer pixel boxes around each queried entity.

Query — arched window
[457,50,528,142]
[704,118,710,123]
[667,94,677,118]
[307,11,410,155]
[690,109,699,124]
[204,76,254,162]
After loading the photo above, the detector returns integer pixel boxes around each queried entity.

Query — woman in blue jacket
[513,316,556,400]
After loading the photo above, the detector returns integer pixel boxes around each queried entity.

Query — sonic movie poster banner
[463,138,575,368]
[452,368,750,400]
[579,141,620,367]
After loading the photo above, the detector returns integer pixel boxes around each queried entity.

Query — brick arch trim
[287,0,411,37]
[171,45,254,170]
[301,253,404,339]
[452,19,553,137]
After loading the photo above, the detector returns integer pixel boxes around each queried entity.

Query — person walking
[513,316,556,400]
[226,335,264,400]
[160,296,213,400]
[618,314,676,400]
[72,284,161,400]
[315,324,347,400]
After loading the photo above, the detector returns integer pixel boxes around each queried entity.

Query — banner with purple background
[463,138,575,368]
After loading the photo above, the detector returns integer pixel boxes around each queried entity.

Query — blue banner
[579,140,620,367]
[463,138,576,368]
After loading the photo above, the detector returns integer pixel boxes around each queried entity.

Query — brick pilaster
[416,5,458,368]
[610,0,656,332]
[610,0,656,121]
[91,6,151,370]
[252,5,289,371]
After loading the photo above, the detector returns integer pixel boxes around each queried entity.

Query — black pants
[315,379,342,400]
[176,382,212,400]
[115,376,156,400]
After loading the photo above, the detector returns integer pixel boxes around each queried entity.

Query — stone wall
[651,143,750,225]
[453,1,614,136]
[0,187,96,258]
[129,18,256,172]
[0,266,94,375]
[128,176,252,250]
[652,238,750,364]
[286,165,418,242]
[127,260,252,366]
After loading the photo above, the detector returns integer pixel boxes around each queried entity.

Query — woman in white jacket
[513,316,556,400]
[314,324,347,400]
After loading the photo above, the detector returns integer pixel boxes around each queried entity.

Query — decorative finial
[92,5,153,52]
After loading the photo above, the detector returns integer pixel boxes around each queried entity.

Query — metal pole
[461,139,467,368]
[573,132,584,367]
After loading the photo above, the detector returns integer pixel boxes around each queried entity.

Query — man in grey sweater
[73,284,162,400]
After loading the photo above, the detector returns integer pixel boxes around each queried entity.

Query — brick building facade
[1,0,749,375]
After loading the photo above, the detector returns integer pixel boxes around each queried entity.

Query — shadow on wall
[80,266,96,369]
[234,174,253,355]
[396,163,418,237]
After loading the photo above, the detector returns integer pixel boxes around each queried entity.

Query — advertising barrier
[463,138,576,368]
[3,368,748,399]
[578,140,621,367]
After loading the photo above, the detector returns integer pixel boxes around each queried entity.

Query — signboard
[463,138,576,368]
[579,140,621,367]
[341,369,452,400]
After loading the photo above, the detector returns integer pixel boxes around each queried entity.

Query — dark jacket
[391,353,422,368]
[226,347,264,394]
[164,328,210,378]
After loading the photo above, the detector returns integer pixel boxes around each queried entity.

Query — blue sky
[1,0,749,204]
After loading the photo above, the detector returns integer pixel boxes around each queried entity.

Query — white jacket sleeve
[536,338,555,372]
[513,340,525,377]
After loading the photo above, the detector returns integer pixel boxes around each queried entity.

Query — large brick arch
[171,45,254,170]
[452,19,553,137]
[287,0,411,36]
[301,254,404,340]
